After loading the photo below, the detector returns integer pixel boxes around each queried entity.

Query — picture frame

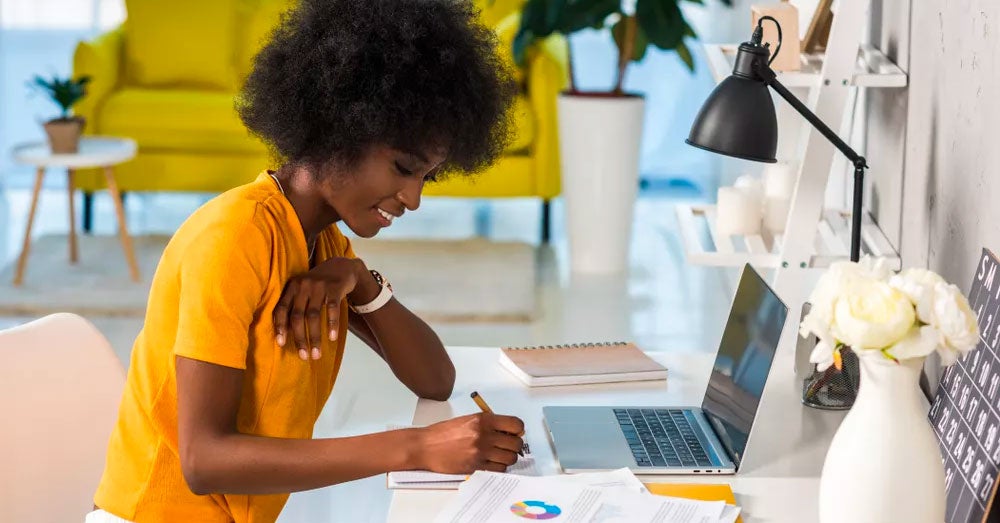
[800,0,834,54]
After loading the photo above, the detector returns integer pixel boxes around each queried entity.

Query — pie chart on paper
[509,500,562,520]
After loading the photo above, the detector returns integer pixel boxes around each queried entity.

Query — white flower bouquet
[800,257,980,371]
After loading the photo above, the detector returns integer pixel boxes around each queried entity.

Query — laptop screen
[701,264,787,468]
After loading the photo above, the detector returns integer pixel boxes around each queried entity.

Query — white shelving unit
[702,43,908,88]
[682,0,908,377]
[675,204,900,269]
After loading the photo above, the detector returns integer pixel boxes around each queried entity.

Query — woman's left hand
[273,257,366,360]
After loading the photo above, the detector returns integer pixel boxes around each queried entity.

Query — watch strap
[350,270,392,314]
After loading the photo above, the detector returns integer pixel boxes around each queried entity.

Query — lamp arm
[753,63,867,171]
[753,62,867,262]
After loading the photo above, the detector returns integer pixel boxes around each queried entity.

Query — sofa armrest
[73,26,125,133]
[525,33,569,199]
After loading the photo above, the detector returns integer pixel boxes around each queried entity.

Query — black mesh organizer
[798,302,861,410]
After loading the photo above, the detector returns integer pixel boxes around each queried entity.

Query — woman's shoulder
[169,177,284,255]
[183,175,284,235]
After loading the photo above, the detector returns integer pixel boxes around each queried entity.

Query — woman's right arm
[176,355,524,496]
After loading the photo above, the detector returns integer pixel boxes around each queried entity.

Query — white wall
[867,1,999,392]
[874,1,1000,289]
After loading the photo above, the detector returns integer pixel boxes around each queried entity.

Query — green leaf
[513,0,552,67]
[545,0,568,30]
[636,0,686,51]
[611,18,650,62]
[520,0,551,35]
[675,40,695,71]
[683,19,697,39]
[512,28,535,66]
[559,0,619,34]
[26,73,89,115]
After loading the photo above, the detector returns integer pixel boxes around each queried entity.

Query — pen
[471,391,526,457]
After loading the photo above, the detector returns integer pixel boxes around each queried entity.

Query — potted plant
[30,74,91,154]
[511,0,729,274]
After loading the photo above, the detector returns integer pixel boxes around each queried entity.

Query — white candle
[717,186,762,236]
[764,196,791,233]
[764,162,797,200]
[734,174,764,209]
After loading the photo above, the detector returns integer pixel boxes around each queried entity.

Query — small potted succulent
[30,74,91,154]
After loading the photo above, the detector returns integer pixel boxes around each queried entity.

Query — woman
[89,1,522,521]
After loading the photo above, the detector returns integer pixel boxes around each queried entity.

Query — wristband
[350,270,393,314]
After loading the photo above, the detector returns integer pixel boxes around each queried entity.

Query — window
[1,0,124,30]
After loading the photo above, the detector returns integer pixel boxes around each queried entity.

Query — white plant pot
[557,93,644,275]
[818,353,945,523]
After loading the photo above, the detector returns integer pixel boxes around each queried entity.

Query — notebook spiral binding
[504,341,629,350]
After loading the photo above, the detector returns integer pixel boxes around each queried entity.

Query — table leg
[13,168,46,286]
[67,168,78,263]
[103,166,140,282]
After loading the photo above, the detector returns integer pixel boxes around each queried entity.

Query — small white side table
[11,137,139,285]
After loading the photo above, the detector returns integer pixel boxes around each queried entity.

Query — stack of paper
[387,446,537,490]
[432,469,740,523]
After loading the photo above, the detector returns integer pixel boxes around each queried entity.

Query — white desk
[386,347,846,522]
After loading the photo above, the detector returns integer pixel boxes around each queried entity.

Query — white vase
[818,353,945,523]
[557,94,644,275]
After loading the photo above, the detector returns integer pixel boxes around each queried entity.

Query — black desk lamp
[686,16,868,262]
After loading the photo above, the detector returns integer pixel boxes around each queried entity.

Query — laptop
[543,264,787,474]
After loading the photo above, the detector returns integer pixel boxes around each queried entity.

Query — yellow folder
[646,483,743,523]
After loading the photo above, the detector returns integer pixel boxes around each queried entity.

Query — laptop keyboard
[615,408,715,468]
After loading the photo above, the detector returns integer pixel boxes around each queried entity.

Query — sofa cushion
[475,0,524,28]
[99,88,532,156]
[236,0,298,81]
[507,95,534,153]
[99,89,266,154]
[494,12,526,86]
[123,0,239,90]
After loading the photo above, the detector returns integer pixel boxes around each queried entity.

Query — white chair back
[0,313,125,523]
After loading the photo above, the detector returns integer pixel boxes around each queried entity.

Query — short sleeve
[173,215,270,370]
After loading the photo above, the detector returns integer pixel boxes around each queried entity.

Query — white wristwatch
[350,270,393,314]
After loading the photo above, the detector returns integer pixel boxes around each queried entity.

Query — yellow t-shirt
[95,173,354,522]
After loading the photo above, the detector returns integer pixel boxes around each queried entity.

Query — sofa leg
[541,199,551,244]
[82,192,94,234]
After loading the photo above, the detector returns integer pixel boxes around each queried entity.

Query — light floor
[0,181,738,522]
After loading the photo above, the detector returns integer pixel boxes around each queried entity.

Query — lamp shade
[686,74,778,163]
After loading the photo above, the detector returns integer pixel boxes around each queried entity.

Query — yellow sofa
[72,0,568,238]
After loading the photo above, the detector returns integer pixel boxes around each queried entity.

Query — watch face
[370,269,391,291]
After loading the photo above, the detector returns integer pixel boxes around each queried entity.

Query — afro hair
[236,0,517,180]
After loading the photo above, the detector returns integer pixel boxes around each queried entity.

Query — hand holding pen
[414,393,525,474]
[471,391,528,456]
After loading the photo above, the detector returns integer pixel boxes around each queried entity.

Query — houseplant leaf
[544,0,568,30]
[559,0,619,33]
[513,28,536,66]
[636,0,686,51]
[675,40,695,71]
[513,0,552,66]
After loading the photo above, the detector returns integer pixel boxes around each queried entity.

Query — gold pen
[471,391,527,456]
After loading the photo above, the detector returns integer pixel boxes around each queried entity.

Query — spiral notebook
[498,341,667,387]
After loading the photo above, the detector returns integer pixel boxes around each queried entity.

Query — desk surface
[386,347,845,523]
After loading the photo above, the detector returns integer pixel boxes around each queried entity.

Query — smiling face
[318,144,447,238]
